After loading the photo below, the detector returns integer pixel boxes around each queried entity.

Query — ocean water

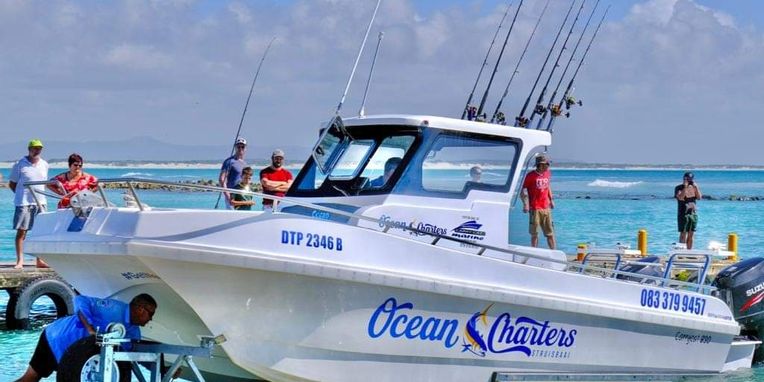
[1,167,764,381]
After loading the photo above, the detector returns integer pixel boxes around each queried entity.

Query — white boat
[24,114,764,381]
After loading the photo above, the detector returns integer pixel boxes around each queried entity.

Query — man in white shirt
[9,139,49,269]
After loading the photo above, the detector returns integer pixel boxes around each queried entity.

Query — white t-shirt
[9,156,49,206]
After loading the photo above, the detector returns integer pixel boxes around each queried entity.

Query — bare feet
[13,263,24,269]
[35,258,49,268]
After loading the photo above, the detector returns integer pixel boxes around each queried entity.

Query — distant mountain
[0,137,312,162]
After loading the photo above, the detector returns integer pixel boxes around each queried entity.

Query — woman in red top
[49,153,98,208]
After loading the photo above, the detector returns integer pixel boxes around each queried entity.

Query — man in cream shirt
[9,139,49,269]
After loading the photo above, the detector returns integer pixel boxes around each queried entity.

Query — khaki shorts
[529,209,554,236]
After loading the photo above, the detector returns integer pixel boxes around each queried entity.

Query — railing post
[638,229,648,256]
[126,181,144,211]
[728,233,738,261]
[96,183,108,207]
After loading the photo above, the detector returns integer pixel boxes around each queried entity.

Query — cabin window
[419,133,517,194]
[359,136,415,189]
[329,139,375,179]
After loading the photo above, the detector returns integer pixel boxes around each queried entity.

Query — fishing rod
[461,2,512,120]
[515,0,577,128]
[475,0,524,120]
[335,0,382,116]
[214,36,276,209]
[545,4,610,133]
[359,31,384,117]
[527,0,586,128]
[491,0,550,124]
[535,0,599,129]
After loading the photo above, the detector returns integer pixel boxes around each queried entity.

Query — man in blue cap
[8,139,49,269]
[675,172,702,249]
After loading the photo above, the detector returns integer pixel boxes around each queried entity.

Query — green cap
[28,139,44,148]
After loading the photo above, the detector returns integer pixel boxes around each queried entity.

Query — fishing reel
[466,105,478,121]
[550,104,563,117]
[515,116,529,128]
[494,111,506,125]
[533,104,546,115]
[565,96,583,109]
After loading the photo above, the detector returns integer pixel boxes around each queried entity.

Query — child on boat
[231,167,256,211]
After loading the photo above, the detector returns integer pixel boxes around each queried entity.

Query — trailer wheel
[56,336,131,382]
[6,275,75,329]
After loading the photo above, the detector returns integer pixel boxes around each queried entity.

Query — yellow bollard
[577,243,587,262]
[728,233,738,261]
[638,229,648,256]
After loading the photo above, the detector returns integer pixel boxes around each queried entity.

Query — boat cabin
[283,114,551,250]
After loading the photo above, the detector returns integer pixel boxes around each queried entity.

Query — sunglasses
[71,163,83,167]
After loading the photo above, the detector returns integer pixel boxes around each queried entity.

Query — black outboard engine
[713,257,764,357]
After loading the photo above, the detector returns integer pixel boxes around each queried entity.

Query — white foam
[121,172,154,177]
[587,179,643,188]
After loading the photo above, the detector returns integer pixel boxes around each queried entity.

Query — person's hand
[523,205,529,213]
[550,200,555,209]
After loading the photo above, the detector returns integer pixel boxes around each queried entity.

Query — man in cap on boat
[260,149,293,211]
[470,165,483,183]
[8,139,49,269]
[520,154,556,249]
[219,137,248,209]
[15,293,158,382]
[675,172,702,250]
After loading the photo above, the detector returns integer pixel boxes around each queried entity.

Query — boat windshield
[291,124,520,199]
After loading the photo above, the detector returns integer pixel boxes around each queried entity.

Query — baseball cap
[535,154,550,165]
[684,172,694,179]
[234,137,247,146]
[272,149,285,158]
[28,139,44,148]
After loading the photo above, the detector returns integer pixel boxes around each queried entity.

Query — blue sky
[1,0,763,164]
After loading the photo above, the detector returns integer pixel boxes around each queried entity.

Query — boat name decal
[674,332,712,345]
[121,272,160,280]
[450,220,486,241]
[367,298,577,358]
[377,215,448,237]
[640,288,706,316]
[281,230,343,251]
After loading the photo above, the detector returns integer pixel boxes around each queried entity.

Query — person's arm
[520,189,529,213]
[675,185,685,201]
[695,184,702,200]
[74,296,97,335]
[8,162,19,193]
[548,185,554,209]
[219,166,231,201]
[260,177,281,191]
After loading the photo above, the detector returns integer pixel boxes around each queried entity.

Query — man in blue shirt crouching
[15,293,157,382]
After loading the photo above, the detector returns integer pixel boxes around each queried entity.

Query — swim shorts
[13,205,45,231]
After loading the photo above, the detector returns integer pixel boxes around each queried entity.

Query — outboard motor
[713,257,764,357]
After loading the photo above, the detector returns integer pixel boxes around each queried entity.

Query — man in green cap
[9,139,49,269]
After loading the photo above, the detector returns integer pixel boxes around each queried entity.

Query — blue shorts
[13,205,46,231]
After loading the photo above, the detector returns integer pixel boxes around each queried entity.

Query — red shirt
[54,172,98,208]
[260,167,293,205]
[523,170,551,210]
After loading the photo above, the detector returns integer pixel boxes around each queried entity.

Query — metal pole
[359,31,385,117]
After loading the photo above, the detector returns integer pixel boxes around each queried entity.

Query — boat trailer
[84,323,222,382]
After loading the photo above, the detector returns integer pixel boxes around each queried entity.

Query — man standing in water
[8,139,49,269]
[521,154,556,249]
[219,137,248,209]
[676,172,702,249]
[260,149,293,211]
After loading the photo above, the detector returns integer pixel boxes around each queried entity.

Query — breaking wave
[587,179,643,188]
[121,172,154,177]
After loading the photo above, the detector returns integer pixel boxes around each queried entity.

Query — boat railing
[23,178,718,294]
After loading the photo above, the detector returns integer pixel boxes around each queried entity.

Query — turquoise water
[2,167,764,380]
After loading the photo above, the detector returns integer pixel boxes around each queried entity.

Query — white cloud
[0,0,762,165]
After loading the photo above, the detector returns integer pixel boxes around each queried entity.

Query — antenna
[335,0,382,116]
[359,31,385,118]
